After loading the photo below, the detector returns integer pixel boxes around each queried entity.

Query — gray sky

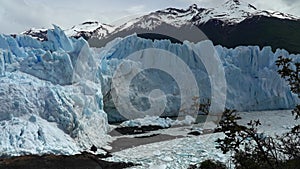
[0,0,299,34]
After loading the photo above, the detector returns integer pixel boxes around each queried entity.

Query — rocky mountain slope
[22,0,300,53]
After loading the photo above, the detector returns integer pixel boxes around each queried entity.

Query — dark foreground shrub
[234,151,300,169]
[188,159,227,169]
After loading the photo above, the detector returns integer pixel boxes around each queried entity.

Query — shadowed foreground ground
[0,152,136,169]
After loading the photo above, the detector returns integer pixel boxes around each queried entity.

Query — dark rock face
[188,131,202,136]
[22,29,48,41]
[90,145,98,152]
[111,125,165,136]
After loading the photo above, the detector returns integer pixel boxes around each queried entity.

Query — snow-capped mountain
[192,0,299,24]
[112,0,298,32]
[23,0,299,40]
[64,21,115,39]
[22,28,48,41]
[22,21,115,41]
[91,0,300,54]
[19,0,300,54]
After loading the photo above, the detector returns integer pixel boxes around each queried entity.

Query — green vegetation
[200,16,300,54]
[216,109,300,169]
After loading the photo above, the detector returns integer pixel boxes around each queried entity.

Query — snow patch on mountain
[21,28,48,41]
[65,21,115,39]
[21,22,116,41]
[196,0,299,24]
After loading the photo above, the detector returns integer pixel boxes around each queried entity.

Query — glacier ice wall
[215,45,298,111]
[97,35,299,122]
[0,26,109,156]
[0,26,299,154]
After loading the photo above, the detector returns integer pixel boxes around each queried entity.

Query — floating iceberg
[120,115,195,128]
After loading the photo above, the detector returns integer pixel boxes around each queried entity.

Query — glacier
[0,25,299,155]
[0,26,109,156]
[98,34,299,122]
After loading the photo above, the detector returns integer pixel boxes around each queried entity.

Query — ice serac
[0,26,109,156]
[0,51,5,76]
[98,35,298,122]
[216,45,298,110]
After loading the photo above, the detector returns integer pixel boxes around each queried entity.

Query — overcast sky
[0,0,299,34]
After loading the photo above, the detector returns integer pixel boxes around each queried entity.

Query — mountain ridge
[18,0,300,54]
[21,0,300,39]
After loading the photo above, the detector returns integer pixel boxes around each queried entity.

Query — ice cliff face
[0,26,299,155]
[216,45,298,111]
[98,35,298,122]
[0,26,109,156]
